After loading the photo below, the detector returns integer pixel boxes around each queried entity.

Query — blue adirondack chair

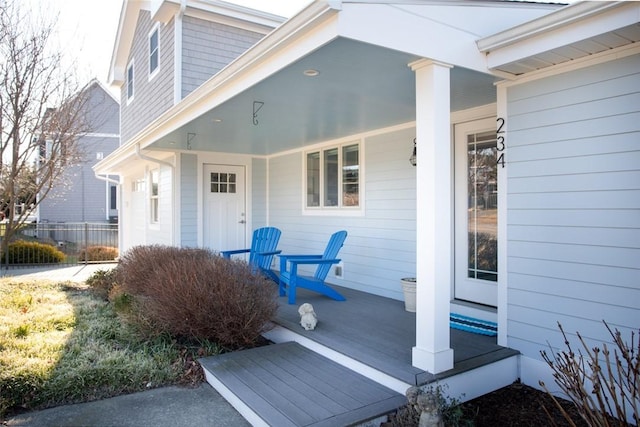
[278,230,347,304]
[221,227,282,282]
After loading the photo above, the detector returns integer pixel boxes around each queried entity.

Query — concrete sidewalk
[0,263,116,283]
[4,384,250,427]
[1,264,251,427]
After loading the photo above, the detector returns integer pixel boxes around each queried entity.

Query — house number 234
[496,117,505,168]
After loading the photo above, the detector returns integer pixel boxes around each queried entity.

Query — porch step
[200,341,406,427]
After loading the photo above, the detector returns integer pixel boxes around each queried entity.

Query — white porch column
[409,59,454,374]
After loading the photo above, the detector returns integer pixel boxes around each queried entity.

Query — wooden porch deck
[201,284,519,426]
[270,284,518,387]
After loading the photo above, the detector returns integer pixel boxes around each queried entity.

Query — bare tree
[0,0,90,257]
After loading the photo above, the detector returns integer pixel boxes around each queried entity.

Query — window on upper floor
[305,142,361,212]
[149,24,159,79]
[126,61,134,102]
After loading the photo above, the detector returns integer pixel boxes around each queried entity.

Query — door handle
[238,220,246,224]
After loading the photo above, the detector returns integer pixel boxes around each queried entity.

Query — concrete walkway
[4,384,250,427]
[1,264,251,427]
[0,263,116,283]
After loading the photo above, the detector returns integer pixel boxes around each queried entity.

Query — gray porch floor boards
[273,284,519,386]
[199,342,406,427]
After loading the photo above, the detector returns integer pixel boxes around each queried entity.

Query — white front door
[454,117,498,307]
[203,164,246,252]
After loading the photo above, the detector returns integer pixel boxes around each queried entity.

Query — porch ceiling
[149,37,498,155]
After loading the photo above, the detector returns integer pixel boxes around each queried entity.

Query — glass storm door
[203,164,246,251]
[454,118,498,307]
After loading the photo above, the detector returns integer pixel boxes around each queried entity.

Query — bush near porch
[113,245,278,350]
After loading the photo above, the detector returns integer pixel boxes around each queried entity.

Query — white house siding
[146,164,174,245]
[268,125,417,300]
[180,153,198,247]
[251,157,268,229]
[120,11,175,144]
[181,17,265,99]
[121,174,146,252]
[505,54,640,363]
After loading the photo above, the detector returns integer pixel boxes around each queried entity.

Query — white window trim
[149,168,159,224]
[126,59,135,104]
[148,23,160,81]
[302,139,364,217]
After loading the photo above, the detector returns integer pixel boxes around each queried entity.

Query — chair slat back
[249,227,281,271]
[314,230,347,280]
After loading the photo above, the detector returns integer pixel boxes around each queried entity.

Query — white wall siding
[180,153,198,247]
[147,164,174,245]
[268,126,417,300]
[251,157,268,229]
[182,17,264,98]
[505,54,640,362]
[120,12,175,144]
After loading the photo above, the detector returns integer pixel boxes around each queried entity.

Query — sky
[36,0,313,92]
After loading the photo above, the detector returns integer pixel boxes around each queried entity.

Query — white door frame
[454,117,498,307]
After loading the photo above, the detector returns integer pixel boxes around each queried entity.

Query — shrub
[1,240,65,264]
[86,268,118,300]
[79,246,118,262]
[116,245,278,349]
[540,321,639,426]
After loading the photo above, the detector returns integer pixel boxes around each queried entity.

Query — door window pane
[210,172,236,193]
[467,130,498,282]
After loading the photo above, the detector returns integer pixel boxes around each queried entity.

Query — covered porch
[267,284,519,394]
[201,283,519,426]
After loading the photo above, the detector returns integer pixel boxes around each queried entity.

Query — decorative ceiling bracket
[253,101,264,126]
[187,132,196,150]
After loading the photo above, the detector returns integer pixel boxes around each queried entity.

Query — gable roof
[108,0,285,85]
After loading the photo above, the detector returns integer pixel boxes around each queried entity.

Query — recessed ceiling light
[303,69,319,77]
[212,118,223,123]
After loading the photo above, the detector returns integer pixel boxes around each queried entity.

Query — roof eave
[477,1,627,52]
[99,0,342,173]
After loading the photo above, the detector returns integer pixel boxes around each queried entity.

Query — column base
[412,346,454,374]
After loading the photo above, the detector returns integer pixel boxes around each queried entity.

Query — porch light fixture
[303,69,319,77]
[409,138,417,166]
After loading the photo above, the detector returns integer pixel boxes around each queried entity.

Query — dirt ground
[460,381,588,426]
[384,381,589,426]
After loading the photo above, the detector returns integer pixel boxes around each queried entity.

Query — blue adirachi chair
[278,230,347,304]
[221,227,281,282]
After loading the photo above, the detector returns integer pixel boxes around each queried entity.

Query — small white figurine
[298,303,317,331]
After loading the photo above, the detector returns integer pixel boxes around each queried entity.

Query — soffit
[148,37,498,155]
[479,1,640,76]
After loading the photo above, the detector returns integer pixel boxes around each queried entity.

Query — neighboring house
[39,79,120,223]
[95,0,639,421]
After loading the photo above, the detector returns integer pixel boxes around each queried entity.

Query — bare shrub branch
[540,321,639,426]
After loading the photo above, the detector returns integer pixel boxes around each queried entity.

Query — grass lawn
[0,277,219,419]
